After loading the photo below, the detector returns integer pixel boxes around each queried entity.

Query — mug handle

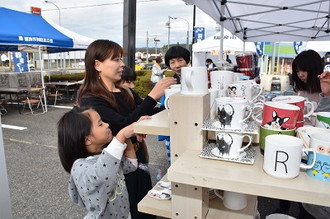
[164,96,170,110]
[303,101,315,118]
[252,103,264,124]
[250,84,263,102]
[241,105,252,123]
[214,189,224,200]
[238,135,252,152]
[184,70,194,91]
[300,148,316,169]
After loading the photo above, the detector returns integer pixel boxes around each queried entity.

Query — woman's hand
[319,71,330,97]
[148,77,177,100]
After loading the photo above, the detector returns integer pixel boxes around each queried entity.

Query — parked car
[142,63,153,70]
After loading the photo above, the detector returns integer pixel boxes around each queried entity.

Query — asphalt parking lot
[0,103,304,219]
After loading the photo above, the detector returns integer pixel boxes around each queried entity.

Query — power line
[43,0,163,12]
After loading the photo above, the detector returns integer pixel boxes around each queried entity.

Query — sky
[1,0,219,48]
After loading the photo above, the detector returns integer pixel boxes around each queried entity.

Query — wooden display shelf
[138,174,257,219]
[167,149,330,207]
[134,110,169,136]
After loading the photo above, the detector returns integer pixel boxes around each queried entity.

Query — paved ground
[0,103,304,219]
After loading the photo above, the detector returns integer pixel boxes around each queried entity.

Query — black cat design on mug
[265,111,289,130]
[217,104,235,128]
[216,133,234,156]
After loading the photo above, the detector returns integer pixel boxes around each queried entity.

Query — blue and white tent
[0,7,94,52]
[0,7,94,112]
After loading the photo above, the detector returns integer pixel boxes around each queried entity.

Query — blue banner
[255,42,264,56]
[12,52,28,73]
[194,27,205,43]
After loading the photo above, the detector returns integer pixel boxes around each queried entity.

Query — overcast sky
[2,0,219,48]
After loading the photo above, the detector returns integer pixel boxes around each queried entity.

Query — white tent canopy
[184,0,330,42]
[192,30,256,66]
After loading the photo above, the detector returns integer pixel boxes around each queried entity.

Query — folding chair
[0,98,7,115]
[46,84,63,105]
[20,88,45,115]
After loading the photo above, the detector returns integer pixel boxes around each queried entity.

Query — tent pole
[39,46,47,112]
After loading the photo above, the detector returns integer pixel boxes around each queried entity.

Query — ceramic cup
[210,70,234,97]
[272,95,315,122]
[164,88,180,111]
[253,101,300,130]
[215,97,252,130]
[259,126,296,155]
[306,133,330,182]
[181,66,209,95]
[315,112,330,130]
[226,80,263,102]
[263,135,316,179]
[214,190,247,210]
[296,127,330,148]
[212,132,252,158]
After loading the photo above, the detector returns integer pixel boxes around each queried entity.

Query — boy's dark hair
[165,46,190,67]
[206,58,213,63]
[57,106,93,173]
[121,66,137,83]
[292,50,323,93]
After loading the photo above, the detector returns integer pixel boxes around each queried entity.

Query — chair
[46,84,63,105]
[20,88,45,115]
[0,98,7,115]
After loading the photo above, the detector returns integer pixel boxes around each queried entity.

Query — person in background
[58,106,149,219]
[292,50,323,106]
[78,40,176,219]
[116,66,137,89]
[150,56,167,86]
[205,58,216,69]
[316,71,330,112]
[164,46,190,84]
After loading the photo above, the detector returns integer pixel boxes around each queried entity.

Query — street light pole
[45,0,61,26]
[172,17,190,50]
[166,16,174,49]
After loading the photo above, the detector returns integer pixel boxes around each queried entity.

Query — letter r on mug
[274,150,289,173]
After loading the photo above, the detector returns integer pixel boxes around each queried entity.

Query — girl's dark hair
[155,56,162,64]
[78,39,134,111]
[292,50,323,93]
[165,46,190,67]
[57,107,93,173]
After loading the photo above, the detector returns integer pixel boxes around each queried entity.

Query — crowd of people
[56,40,330,219]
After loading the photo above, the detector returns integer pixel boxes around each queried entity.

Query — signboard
[12,52,28,73]
[193,27,205,43]
[31,7,41,15]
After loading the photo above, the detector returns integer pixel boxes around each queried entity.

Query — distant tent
[0,7,94,52]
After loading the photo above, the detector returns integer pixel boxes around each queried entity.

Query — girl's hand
[148,77,177,100]
[124,139,136,158]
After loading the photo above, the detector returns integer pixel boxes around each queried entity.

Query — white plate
[156,181,171,190]
[202,119,259,135]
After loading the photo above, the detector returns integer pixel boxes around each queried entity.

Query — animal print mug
[306,133,330,182]
[212,132,252,158]
[226,80,263,102]
[210,70,234,97]
[215,97,252,130]
[252,101,300,130]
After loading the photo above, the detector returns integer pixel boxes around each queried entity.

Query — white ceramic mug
[306,133,330,182]
[227,80,263,102]
[181,66,209,95]
[212,132,252,158]
[210,70,234,97]
[215,97,252,130]
[263,135,316,179]
[315,112,330,129]
[214,190,247,210]
[164,88,180,110]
